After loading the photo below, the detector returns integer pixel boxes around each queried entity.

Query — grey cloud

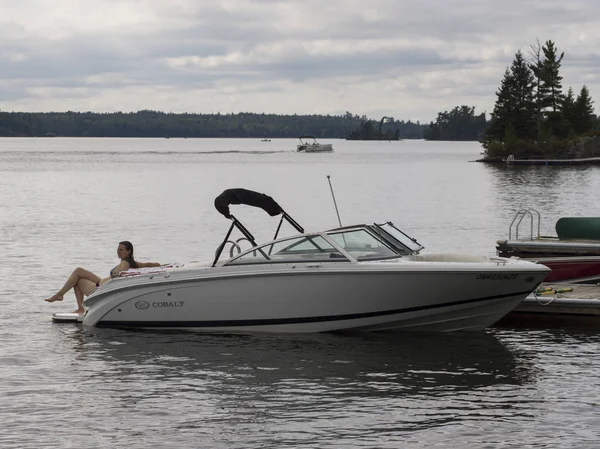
[0,87,27,102]
[1,0,600,119]
[248,48,473,83]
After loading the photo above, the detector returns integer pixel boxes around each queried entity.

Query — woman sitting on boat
[44,240,160,314]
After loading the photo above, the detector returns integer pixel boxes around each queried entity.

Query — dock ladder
[509,208,541,240]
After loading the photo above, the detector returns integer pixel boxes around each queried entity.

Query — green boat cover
[556,217,600,241]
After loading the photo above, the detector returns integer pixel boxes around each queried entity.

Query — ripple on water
[3,140,600,448]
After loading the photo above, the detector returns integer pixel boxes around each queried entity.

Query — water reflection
[56,328,539,433]
[495,327,600,347]
[61,329,529,389]
[7,139,600,447]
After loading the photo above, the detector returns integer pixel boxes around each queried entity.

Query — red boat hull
[538,258,600,282]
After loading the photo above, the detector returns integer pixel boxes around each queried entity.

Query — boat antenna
[327,175,343,227]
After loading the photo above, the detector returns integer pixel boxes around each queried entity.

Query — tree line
[423,106,488,141]
[0,110,428,139]
[483,39,599,159]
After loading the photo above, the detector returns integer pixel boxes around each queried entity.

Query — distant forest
[0,110,427,139]
[8,100,583,142]
[423,106,488,141]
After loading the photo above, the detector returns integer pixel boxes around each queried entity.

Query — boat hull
[81,264,548,332]
[532,257,600,282]
[297,144,333,153]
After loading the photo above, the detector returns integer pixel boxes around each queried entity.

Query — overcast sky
[1,0,599,122]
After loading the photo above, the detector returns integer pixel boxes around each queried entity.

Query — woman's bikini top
[110,264,121,278]
[111,259,138,278]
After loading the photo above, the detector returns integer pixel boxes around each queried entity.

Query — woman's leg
[72,278,96,314]
[73,284,84,314]
[45,267,102,302]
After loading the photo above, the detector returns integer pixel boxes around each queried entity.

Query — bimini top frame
[212,188,305,266]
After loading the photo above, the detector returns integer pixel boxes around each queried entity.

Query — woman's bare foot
[44,295,64,303]
[72,308,85,314]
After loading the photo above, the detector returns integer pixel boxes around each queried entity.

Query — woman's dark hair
[119,240,138,269]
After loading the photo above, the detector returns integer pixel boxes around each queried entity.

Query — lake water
[1,137,599,448]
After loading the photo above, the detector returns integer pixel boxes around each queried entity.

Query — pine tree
[573,85,595,134]
[561,87,577,135]
[509,51,537,140]
[539,40,564,113]
[485,68,514,142]
[485,52,536,142]
[527,39,544,133]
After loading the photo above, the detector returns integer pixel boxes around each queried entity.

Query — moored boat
[77,189,549,333]
[496,209,600,283]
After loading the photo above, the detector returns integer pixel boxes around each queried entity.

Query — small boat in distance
[261,138,271,142]
[297,136,333,153]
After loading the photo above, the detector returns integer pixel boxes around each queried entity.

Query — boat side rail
[509,208,541,240]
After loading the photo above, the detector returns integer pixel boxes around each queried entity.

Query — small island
[480,39,599,163]
[346,116,401,140]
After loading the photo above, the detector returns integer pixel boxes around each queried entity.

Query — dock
[474,156,600,166]
[496,283,600,328]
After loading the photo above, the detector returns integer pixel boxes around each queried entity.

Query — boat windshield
[374,222,424,253]
[225,234,348,265]
[326,228,400,260]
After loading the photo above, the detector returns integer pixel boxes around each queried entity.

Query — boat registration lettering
[476,273,518,280]
[152,301,185,308]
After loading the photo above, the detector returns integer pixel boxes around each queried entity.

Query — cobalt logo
[135,301,150,310]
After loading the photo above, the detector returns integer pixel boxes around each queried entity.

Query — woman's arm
[111,261,131,278]
[98,276,111,286]
[137,262,161,268]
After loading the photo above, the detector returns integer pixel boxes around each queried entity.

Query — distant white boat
[297,136,333,153]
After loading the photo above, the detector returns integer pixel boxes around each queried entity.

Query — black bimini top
[214,188,284,218]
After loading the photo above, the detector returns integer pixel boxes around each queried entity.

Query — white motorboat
[297,136,333,152]
[79,188,549,332]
